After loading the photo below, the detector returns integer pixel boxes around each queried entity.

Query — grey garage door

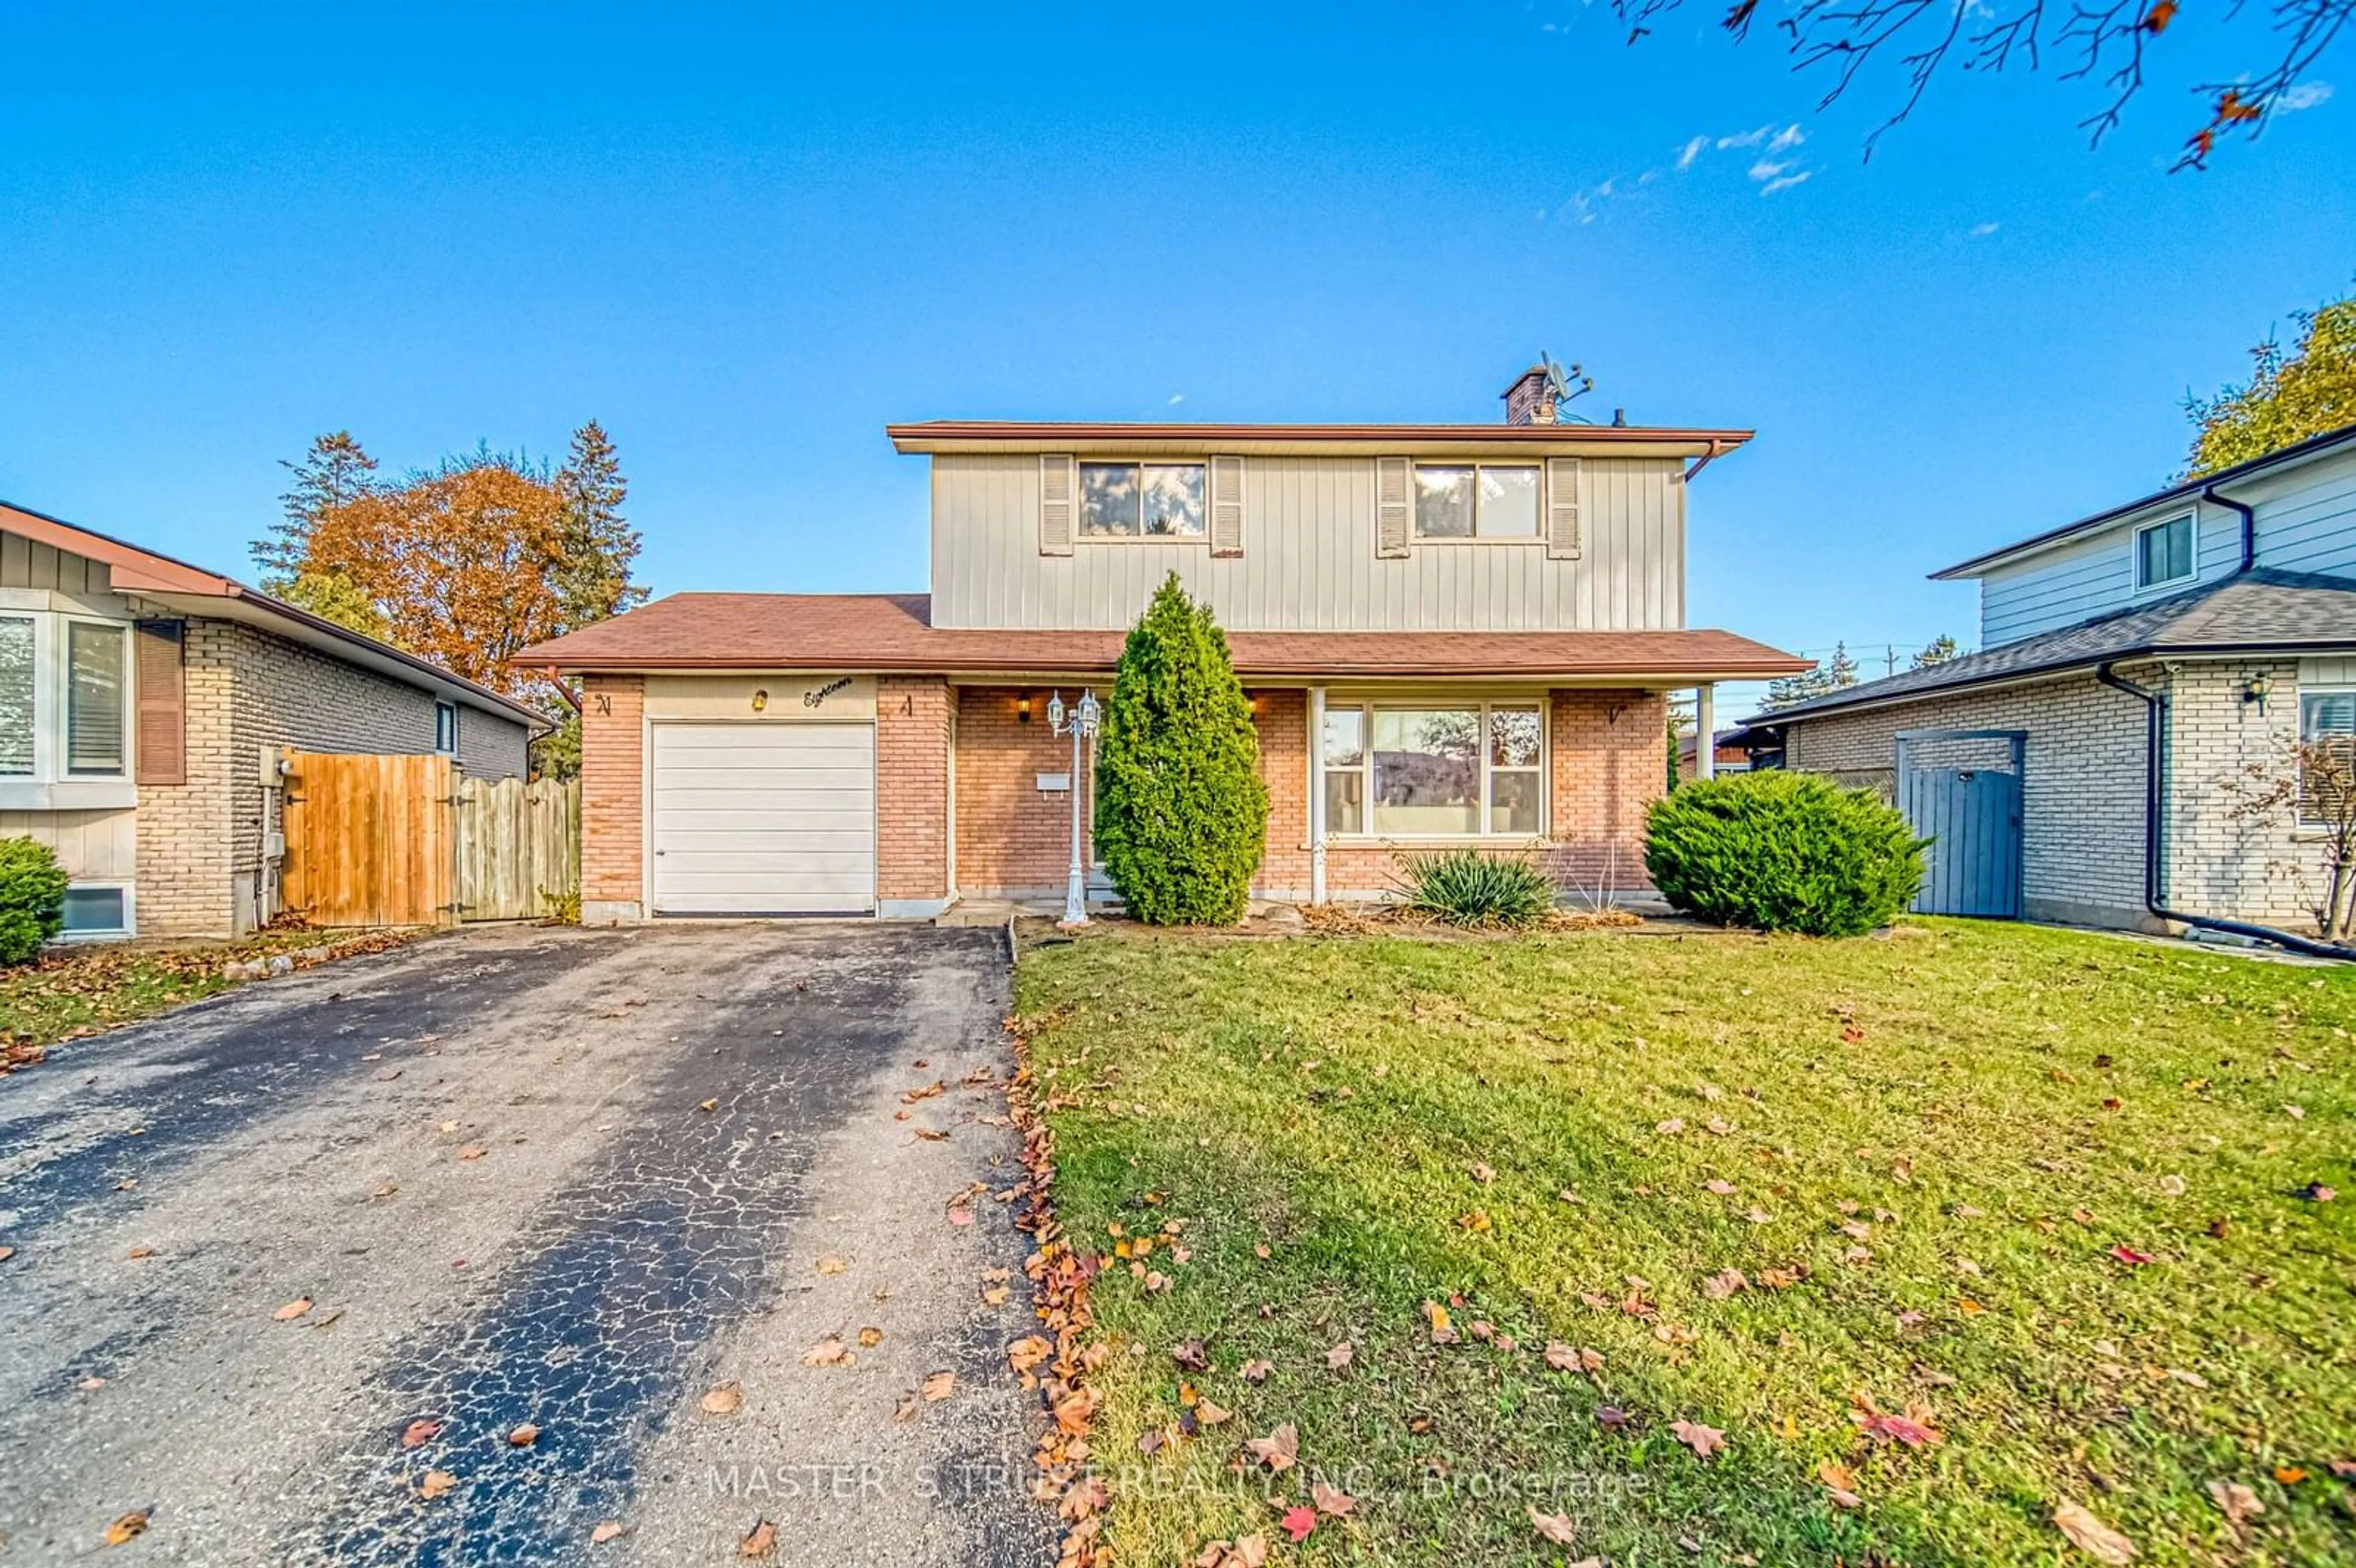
[649,723,877,917]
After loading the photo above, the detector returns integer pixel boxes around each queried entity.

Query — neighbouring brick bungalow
[520,375,1811,922]
[1,501,542,937]
[1753,423,2356,939]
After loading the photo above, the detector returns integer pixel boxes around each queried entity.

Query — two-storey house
[520,367,1809,921]
[1758,423,2356,939]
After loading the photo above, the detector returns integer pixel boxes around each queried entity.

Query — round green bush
[0,836,70,964]
[1644,771,1926,937]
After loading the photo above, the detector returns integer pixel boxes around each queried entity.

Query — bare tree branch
[1609,0,2354,163]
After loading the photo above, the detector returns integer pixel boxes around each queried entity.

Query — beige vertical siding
[0,808,137,882]
[927,454,1685,631]
[0,534,113,596]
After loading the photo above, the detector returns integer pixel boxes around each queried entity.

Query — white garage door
[650,723,877,916]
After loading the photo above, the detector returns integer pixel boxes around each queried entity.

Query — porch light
[2244,672,2273,713]
[751,688,769,713]
[1017,693,1033,724]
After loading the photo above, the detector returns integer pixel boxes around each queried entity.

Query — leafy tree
[1911,634,1965,670]
[1616,0,2348,166]
[1762,642,1862,711]
[276,568,392,642]
[1095,574,1269,924]
[2186,291,2356,477]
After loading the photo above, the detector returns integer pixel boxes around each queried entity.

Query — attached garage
[644,678,880,917]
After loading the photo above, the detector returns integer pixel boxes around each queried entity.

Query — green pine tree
[553,420,648,629]
[255,431,377,590]
[1095,574,1269,924]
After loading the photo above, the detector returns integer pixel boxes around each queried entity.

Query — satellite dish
[1535,352,1596,421]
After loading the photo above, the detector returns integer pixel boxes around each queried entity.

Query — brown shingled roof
[516,593,1809,682]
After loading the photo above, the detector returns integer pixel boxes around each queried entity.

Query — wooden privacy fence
[280,751,457,928]
[455,775,582,921]
[279,751,580,928]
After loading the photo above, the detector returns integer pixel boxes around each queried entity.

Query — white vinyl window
[1322,702,1545,837]
[2300,688,2355,826]
[2133,513,2196,591]
[1413,464,1540,540]
[0,612,132,785]
[1079,462,1207,538]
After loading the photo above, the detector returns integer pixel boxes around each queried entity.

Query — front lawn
[1012,921,2356,1567]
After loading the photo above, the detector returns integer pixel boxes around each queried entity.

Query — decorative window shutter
[1039,455,1076,556]
[1209,455,1245,558]
[1545,457,1584,560]
[134,619,186,786]
[1375,457,1412,559]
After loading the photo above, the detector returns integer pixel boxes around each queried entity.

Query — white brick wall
[1782,659,2344,935]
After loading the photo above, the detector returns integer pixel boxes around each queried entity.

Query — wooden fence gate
[279,753,581,928]
[455,776,581,921]
[280,751,457,928]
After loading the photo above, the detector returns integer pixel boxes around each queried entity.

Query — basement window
[2133,513,2195,591]
[60,884,129,938]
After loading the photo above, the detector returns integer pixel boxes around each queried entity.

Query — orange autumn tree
[255,428,646,767]
[300,459,573,697]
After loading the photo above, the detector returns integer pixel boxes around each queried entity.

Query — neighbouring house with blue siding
[1752,423,2356,941]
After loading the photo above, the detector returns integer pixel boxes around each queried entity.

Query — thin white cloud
[1676,134,1709,171]
[1561,120,1814,226]
[1759,172,1812,196]
[1167,393,1185,406]
[1969,221,2000,236]
[1767,124,1805,153]
[2277,81,2334,112]
[1716,124,1776,150]
[1749,158,1795,182]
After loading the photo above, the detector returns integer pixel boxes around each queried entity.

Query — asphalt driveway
[0,923,1053,1567]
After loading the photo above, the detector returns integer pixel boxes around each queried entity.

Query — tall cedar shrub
[1645,771,1927,937]
[0,836,69,964]
[1096,575,1269,924]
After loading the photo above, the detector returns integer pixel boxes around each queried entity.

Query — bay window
[1320,701,1545,838]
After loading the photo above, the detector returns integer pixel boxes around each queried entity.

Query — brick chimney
[1501,364,1555,426]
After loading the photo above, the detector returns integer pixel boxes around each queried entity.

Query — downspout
[2095,661,2356,960]
[1682,439,1728,485]
[2201,483,2256,574]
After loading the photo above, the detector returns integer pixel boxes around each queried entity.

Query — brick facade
[953,686,1095,899]
[1779,659,2336,933]
[579,673,645,923]
[137,618,533,937]
[877,675,953,913]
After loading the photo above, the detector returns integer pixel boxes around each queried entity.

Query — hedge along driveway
[1012,921,2356,1566]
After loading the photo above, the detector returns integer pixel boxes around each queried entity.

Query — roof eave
[885,422,1753,459]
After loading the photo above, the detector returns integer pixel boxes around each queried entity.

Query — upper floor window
[2134,513,2195,591]
[1414,464,1539,540]
[1080,462,1205,539]
[434,701,460,755]
[0,612,131,782]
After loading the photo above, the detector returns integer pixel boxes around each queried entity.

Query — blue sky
[2,2,2350,714]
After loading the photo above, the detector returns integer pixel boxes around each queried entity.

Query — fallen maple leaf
[1671,1419,1726,1458]
[507,1423,539,1447]
[1703,1178,1738,1196]
[2054,1497,2138,1564]
[456,1147,487,1162]
[922,1370,957,1401]
[701,1383,744,1415]
[740,1516,778,1556]
[1008,1335,1052,1374]
[1245,1422,1298,1472]
[401,1418,442,1448]
[1311,1478,1357,1516]
[274,1297,313,1321]
[1194,1397,1233,1426]
[1529,1505,1577,1544]
[802,1337,854,1367]
[1325,1340,1354,1370]
[2206,1479,2263,1524]
[2111,1246,2154,1266]
[1279,1505,1317,1543]
[1853,1394,1944,1448]
[418,1470,458,1499]
[1470,1161,1495,1183]
[103,1510,148,1546]
[1701,1267,1747,1301]
[1173,1339,1209,1369]
[590,1520,627,1543]
[815,1255,848,1275]
[1424,1301,1457,1343]
[1818,1459,1863,1508]
[1240,1358,1274,1383]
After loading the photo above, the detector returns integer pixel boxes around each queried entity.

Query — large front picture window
[1322,702,1544,837]
[0,617,34,777]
